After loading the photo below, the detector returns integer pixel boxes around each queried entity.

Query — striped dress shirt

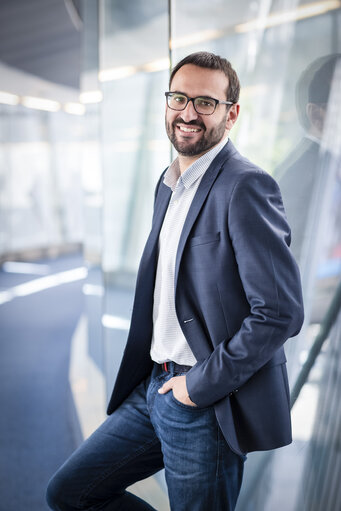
[150,137,229,366]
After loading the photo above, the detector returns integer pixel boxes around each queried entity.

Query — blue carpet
[0,253,85,510]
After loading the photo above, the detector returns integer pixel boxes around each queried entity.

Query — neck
[178,154,201,174]
[308,125,323,141]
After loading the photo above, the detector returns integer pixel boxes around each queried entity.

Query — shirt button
[173,199,179,205]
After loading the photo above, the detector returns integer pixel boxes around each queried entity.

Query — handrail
[290,278,341,409]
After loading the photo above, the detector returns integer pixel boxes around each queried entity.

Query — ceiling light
[142,58,170,72]
[64,102,86,115]
[99,66,137,82]
[79,90,103,104]
[0,91,20,105]
[21,96,61,112]
[170,29,224,49]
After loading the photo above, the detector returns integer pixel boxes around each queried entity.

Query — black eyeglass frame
[165,92,234,115]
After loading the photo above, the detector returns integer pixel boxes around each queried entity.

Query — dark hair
[169,51,240,103]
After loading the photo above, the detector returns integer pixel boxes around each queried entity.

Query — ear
[306,102,326,133]
[226,103,240,131]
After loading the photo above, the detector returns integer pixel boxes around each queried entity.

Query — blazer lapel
[153,180,172,232]
[137,181,171,275]
[174,140,237,288]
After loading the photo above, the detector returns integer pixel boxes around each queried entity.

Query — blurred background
[0,1,340,510]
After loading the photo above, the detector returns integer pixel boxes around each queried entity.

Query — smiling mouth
[177,125,202,133]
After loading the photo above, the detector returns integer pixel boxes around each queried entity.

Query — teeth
[178,126,200,133]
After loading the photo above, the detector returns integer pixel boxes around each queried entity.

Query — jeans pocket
[170,391,209,412]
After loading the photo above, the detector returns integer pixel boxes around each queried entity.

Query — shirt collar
[164,136,229,192]
[305,133,321,145]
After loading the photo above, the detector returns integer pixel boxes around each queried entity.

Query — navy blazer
[107,140,304,456]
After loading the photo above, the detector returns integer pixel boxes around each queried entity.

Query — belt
[156,361,192,374]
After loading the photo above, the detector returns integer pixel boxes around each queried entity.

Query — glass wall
[99,0,170,399]
[82,1,341,509]
[0,102,84,257]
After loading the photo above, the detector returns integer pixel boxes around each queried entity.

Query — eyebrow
[170,90,215,99]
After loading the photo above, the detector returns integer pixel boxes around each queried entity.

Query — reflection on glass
[237,52,341,511]
[0,106,83,256]
[86,1,341,509]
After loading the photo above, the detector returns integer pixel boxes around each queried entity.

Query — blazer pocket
[188,232,220,247]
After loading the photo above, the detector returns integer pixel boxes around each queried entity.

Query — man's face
[165,64,238,157]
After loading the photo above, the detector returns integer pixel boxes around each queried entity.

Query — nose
[180,99,199,122]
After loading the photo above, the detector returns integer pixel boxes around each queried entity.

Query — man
[275,54,341,265]
[47,52,304,511]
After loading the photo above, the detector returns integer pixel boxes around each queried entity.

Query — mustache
[172,118,206,130]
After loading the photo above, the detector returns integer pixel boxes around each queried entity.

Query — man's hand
[158,375,197,407]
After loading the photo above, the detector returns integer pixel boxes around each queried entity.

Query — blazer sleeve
[186,170,304,407]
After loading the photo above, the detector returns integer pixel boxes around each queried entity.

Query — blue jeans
[47,363,245,511]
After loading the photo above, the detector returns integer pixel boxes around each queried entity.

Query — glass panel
[91,0,341,509]
[99,0,169,396]
[169,1,341,508]
[99,1,170,506]
[79,0,107,436]
[0,103,83,257]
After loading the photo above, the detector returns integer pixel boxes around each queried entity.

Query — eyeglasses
[165,92,233,115]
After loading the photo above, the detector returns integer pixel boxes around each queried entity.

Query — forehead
[170,64,229,98]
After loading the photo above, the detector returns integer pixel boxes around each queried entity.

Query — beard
[166,115,227,156]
